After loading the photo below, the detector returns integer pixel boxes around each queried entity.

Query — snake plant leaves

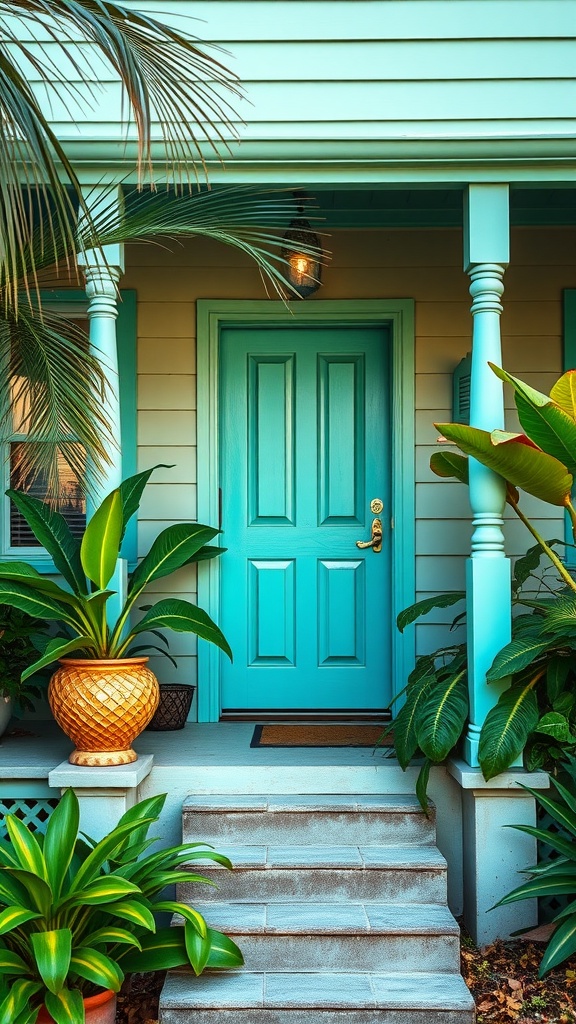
[486,637,552,681]
[31,929,72,994]
[131,598,232,660]
[478,682,540,780]
[504,822,576,862]
[0,979,42,1024]
[396,592,465,633]
[185,924,213,975]
[43,790,79,902]
[128,524,219,597]
[80,488,123,590]
[551,370,576,420]
[5,491,86,594]
[416,669,468,763]
[204,928,245,969]
[539,916,576,975]
[70,948,124,992]
[43,988,84,1024]
[490,364,576,474]
[434,423,573,506]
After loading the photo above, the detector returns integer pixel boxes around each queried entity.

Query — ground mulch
[462,933,576,1023]
[114,934,576,1024]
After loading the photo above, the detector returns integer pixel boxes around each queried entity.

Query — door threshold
[220,709,391,723]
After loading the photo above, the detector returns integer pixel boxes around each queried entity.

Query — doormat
[250,724,393,748]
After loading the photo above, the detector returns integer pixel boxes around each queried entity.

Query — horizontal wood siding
[10,0,576,149]
[124,224,572,704]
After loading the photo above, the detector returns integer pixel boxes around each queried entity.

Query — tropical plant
[0,787,243,1023]
[0,606,48,711]
[1,1,324,493]
[0,464,231,678]
[390,365,576,804]
[496,756,576,976]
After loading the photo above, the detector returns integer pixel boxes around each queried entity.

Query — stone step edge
[183,795,436,814]
[160,970,475,1011]
[184,849,447,871]
[175,903,459,936]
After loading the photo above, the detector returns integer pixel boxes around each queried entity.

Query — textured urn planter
[49,657,160,766]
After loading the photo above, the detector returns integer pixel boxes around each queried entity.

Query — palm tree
[0,1,321,494]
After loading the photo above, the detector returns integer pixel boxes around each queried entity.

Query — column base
[49,754,154,840]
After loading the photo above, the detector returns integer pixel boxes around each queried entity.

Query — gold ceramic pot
[49,657,160,766]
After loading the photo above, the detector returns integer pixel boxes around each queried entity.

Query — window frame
[2,289,137,572]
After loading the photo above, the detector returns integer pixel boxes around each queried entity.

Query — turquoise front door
[219,324,391,714]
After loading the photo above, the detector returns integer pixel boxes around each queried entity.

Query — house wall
[14,0,576,160]
[123,224,573,713]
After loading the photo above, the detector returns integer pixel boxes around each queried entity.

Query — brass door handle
[356,518,383,553]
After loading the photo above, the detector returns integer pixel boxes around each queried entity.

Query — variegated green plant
[0,465,231,679]
[0,788,242,1024]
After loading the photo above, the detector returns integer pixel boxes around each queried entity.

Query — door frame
[196,299,415,722]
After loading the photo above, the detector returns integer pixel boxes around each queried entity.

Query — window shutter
[452,352,471,424]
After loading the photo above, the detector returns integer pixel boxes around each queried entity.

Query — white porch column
[78,188,126,620]
[463,184,512,766]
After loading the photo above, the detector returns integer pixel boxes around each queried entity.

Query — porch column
[463,184,512,767]
[78,188,127,620]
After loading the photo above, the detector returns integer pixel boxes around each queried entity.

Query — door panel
[219,325,390,712]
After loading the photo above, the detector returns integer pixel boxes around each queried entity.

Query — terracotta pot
[49,657,160,766]
[37,988,116,1023]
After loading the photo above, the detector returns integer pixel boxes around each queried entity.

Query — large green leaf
[392,671,437,769]
[396,592,465,633]
[130,599,232,660]
[434,423,573,506]
[497,874,576,903]
[430,450,469,484]
[491,364,576,474]
[70,947,123,992]
[539,915,576,975]
[67,876,140,906]
[31,929,72,994]
[154,902,207,937]
[128,524,218,599]
[506,823,576,862]
[80,489,123,589]
[0,581,78,629]
[486,637,551,681]
[5,814,47,882]
[6,491,86,595]
[415,759,432,814]
[539,596,576,637]
[547,655,572,704]
[551,370,576,420]
[104,900,156,933]
[82,927,141,950]
[204,927,244,969]
[67,815,156,894]
[184,923,212,975]
[43,988,84,1024]
[0,949,30,977]
[416,669,468,762]
[43,790,79,902]
[118,466,173,543]
[0,563,78,606]
[21,636,94,682]
[535,712,576,743]
[478,683,539,780]
[0,907,41,936]
[119,927,189,972]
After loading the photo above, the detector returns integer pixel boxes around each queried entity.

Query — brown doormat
[250,724,393,747]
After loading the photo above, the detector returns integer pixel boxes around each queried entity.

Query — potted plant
[0,466,231,765]
[0,607,48,736]
[0,787,243,1024]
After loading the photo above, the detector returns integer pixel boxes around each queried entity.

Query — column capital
[464,184,510,271]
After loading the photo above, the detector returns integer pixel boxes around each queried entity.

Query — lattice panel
[537,805,570,923]
[0,798,59,837]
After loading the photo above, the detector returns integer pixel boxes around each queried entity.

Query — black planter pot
[146,683,195,731]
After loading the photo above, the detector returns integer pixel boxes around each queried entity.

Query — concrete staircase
[159,794,475,1024]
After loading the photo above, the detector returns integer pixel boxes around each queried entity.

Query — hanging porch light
[281,193,322,298]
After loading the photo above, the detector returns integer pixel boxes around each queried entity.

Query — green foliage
[0,467,231,678]
[0,606,48,711]
[0,789,243,1022]
[497,759,576,976]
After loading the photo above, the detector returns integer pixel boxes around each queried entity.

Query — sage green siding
[12,0,576,171]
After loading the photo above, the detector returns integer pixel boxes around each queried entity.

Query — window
[2,290,137,570]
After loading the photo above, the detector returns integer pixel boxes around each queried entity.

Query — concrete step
[185,901,460,973]
[183,794,436,847]
[179,844,448,904]
[159,969,476,1024]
